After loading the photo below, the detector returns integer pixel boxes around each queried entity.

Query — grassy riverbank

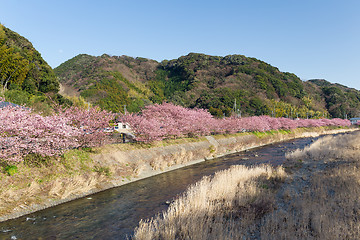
[134,164,287,239]
[133,130,360,239]
[0,126,357,222]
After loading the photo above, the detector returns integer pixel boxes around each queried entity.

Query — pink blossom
[1,100,352,161]
[120,103,351,142]
[0,102,113,162]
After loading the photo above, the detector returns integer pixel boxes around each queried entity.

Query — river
[0,136,320,239]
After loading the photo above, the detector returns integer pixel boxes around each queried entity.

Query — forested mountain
[307,79,360,118]
[55,54,158,113]
[55,53,360,118]
[0,24,67,112]
[1,25,358,118]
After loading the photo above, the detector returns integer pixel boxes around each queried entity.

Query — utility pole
[233,99,242,118]
[273,106,276,118]
[233,99,239,117]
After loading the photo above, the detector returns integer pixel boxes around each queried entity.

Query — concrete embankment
[0,127,357,222]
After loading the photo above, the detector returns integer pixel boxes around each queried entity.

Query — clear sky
[1,0,359,90]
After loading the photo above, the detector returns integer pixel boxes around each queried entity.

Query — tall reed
[133,165,286,239]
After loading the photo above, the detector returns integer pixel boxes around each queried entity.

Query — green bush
[4,165,18,176]
[4,89,30,106]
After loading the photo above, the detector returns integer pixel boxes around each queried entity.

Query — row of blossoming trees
[0,98,113,162]
[120,103,351,142]
[0,100,351,163]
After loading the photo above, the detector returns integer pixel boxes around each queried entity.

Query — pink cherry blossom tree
[56,105,114,147]
[0,98,352,161]
[121,103,215,142]
[0,98,114,163]
[120,103,351,142]
[0,104,79,162]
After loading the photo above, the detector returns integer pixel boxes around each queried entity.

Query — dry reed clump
[261,131,360,239]
[261,164,360,239]
[286,132,360,162]
[133,165,286,240]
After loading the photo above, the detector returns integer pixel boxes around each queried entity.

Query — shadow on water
[0,136,322,239]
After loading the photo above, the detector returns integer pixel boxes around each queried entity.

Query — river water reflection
[0,136,319,239]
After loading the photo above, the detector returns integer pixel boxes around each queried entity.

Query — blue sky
[1,0,359,90]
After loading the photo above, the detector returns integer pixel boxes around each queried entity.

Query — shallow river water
[0,136,321,239]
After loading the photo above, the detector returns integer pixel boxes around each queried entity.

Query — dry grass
[133,165,286,240]
[286,131,360,162]
[0,149,113,217]
[261,165,360,239]
[262,131,360,239]
[133,131,360,240]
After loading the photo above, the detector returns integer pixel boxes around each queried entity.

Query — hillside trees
[1,25,59,94]
[81,77,130,113]
[0,24,68,113]
[267,99,328,119]
[54,53,360,119]
[0,40,29,90]
[307,79,360,118]
[80,71,152,113]
[152,53,309,117]
[321,86,360,118]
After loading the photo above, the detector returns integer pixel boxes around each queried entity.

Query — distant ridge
[54,53,360,118]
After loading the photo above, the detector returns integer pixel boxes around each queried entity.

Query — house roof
[0,101,23,109]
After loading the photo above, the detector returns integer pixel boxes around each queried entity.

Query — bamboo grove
[0,25,29,91]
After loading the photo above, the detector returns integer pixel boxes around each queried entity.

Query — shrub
[3,165,18,176]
